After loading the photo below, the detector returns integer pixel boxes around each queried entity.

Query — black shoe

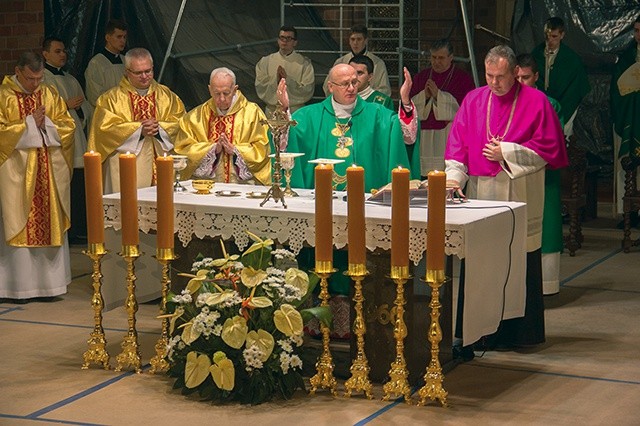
[453,345,475,362]
[0,298,29,304]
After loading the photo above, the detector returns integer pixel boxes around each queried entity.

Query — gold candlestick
[115,245,143,374]
[382,265,412,403]
[149,248,177,374]
[81,243,111,370]
[417,269,449,407]
[309,263,338,396]
[343,264,373,399]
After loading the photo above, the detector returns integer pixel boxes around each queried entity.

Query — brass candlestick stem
[343,264,373,399]
[417,269,449,407]
[382,266,412,403]
[309,263,338,396]
[81,243,111,370]
[115,245,143,374]
[149,248,177,374]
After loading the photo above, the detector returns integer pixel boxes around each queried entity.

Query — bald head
[327,64,358,105]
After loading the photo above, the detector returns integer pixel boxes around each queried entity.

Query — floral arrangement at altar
[163,233,330,405]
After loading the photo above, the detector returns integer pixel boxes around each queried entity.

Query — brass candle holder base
[81,243,111,370]
[309,264,338,396]
[382,265,412,403]
[417,269,449,407]
[149,248,178,374]
[115,245,143,374]
[343,264,373,399]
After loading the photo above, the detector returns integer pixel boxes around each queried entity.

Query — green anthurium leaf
[184,351,211,388]
[301,306,333,328]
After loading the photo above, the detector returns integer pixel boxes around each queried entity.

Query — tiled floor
[1,221,639,425]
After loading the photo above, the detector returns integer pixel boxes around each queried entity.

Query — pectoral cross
[259,101,297,208]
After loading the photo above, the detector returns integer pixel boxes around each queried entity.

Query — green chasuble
[610,43,640,160]
[532,42,590,119]
[287,96,420,192]
[287,96,420,296]
[542,96,565,254]
[364,90,394,111]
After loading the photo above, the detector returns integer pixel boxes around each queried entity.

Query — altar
[103,181,526,352]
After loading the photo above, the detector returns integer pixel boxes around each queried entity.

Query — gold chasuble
[175,91,271,185]
[0,76,75,247]
[88,77,185,193]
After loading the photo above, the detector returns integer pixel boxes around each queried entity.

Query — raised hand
[400,67,413,106]
[276,78,290,110]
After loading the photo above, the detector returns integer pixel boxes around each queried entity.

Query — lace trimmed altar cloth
[103,182,527,345]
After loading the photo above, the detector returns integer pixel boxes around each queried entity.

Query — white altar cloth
[104,182,527,345]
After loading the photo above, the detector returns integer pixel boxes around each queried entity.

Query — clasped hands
[423,79,439,99]
[66,95,84,110]
[482,139,504,162]
[214,133,234,155]
[141,118,159,137]
[31,105,46,129]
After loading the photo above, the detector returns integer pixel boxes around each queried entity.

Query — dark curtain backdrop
[43,0,336,110]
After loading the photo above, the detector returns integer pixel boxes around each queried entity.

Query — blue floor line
[0,306,24,316]
[560,248,622,286]
[0,318,161,335]
[354,387,419,425]
[471,362,640,385]
[26,365,150,419]
[0,413,105,426]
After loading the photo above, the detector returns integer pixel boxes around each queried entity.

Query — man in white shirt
[323,25,391,96]
[42,37,93,244]
[84,19,128,106]
[255,25,315,116]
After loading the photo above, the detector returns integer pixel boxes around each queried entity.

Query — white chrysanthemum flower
[291,334,304,347]
[243,345,265,371]
[279,352,291,374]
[201,306,210,314]
[289,354,302,369]
[278,339,293,353]
[213,324,223,336]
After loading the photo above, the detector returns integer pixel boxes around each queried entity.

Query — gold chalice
[172,155,188,192]
[270,152,303,197]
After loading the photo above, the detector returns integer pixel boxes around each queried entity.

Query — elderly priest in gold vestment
[0,52,75,301]
[88,47,185,194]
[175,67,271,185]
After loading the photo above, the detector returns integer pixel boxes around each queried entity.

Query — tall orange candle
[426,171,446,270]
[119,152,139,246]
[156,154,174,249]
[391,166,410,268]
[315,163,333,266]
[347,165,365,266]
[83,151,104,244]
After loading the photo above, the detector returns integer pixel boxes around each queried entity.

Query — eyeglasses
[127,68,153,76]
[330,80,358,89]
[278,36,296,42]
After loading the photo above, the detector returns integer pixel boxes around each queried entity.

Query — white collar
[358,86,374,100]
[332,97,356,118]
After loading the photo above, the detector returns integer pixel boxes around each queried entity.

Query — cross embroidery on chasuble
[16,90,53,246]
[129,91,158,184]
[207,112,236,182]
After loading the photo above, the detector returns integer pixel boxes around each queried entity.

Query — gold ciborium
[192,179,215,194]
[172,155,188,192]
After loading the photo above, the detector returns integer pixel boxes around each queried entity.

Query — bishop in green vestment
[282,64,420,192]
[275,64,420,296]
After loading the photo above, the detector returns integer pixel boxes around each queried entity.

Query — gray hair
[124,47,153,68]
[17,51,44,72]
[209,67,236,85]
[485,45,517,70]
